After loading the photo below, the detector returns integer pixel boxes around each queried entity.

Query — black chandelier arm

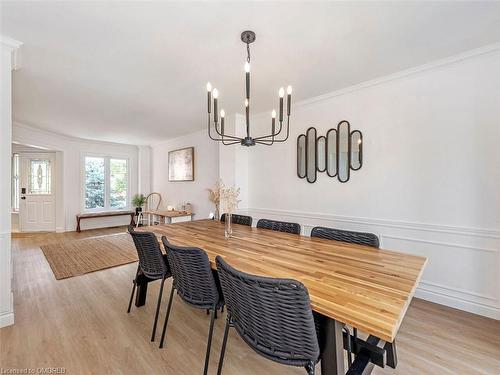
[220,129,242,145]
[255,140,274,146]
[214,120,242,141]
[207,117,242,142]
[252,121,282,141]
[209,115,242,141]
[223,140,242,145]
[253,115,290,141]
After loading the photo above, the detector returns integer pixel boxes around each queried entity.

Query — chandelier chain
[246,42,251,63]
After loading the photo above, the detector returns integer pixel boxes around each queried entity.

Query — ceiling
[2,2,500,145]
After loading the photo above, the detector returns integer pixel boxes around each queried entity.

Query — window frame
[81,153,130,212]
[12,153,20,212]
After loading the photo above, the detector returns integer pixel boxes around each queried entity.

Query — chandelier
[206,30,292,146]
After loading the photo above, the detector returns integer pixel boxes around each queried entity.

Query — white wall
[243,47,500,319]
[13,123,143,231]
[151,129,219,219]
[1,38,20,328]
[138,146,152,196]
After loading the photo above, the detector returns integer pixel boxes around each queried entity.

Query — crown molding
[1,35,23,70]
[149,127,208,148]
[13,121,140,149]
[293,42,500,109]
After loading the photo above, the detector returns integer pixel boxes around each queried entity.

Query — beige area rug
[40,233,138,280]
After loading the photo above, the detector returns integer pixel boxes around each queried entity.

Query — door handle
[21,196,26,200]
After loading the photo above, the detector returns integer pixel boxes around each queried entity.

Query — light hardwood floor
[1,227,499,375]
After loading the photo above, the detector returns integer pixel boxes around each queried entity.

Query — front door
[19,153,56,232]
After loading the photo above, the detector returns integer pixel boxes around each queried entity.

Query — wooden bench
[76,210,135,232]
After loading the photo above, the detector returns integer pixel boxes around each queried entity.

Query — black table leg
[321,316,346,375]
[135,273,150,307]
[385,339,398,369]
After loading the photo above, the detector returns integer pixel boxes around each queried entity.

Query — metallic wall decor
[297,121,363,183]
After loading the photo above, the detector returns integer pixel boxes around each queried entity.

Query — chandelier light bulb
[244,62,250,73]
[245,98,249,107]
[272,110,276,118]
[287,85,292,95]
[220,109,225,118]
[358,138,362,144]
[279,87,285,98]
[206,82,212,92]
[213,88,219,99]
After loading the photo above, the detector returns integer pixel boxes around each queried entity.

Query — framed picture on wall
[168,146,194,182]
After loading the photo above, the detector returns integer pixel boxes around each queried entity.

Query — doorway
[13,149,57,232]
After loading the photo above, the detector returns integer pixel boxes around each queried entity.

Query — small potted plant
[132,193,146,216]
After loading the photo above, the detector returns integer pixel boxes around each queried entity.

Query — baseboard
[55,227,65,233]
[0,310,14,328]
[415,288,500,320]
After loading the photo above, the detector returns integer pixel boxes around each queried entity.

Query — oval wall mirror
[306,127,317,183]
[326,129,337,177]
[297,134,306,178]
[316,136,326,172]
[337,121,350,183]
[350,130,363,170]
[297,120,362,183]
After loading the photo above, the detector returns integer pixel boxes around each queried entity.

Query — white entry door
[19,153,56,232]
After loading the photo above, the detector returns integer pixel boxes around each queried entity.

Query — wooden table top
[140,219,427,342]
[143,210,193,218]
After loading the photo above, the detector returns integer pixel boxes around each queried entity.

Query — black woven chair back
[256,218,301,235]
[215,256,320,367]
[161,236,221,309]
[220,213,253,226]
[311,226,379,248]
[128,226,169,279]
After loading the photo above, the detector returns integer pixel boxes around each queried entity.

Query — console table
[142,210,193,226]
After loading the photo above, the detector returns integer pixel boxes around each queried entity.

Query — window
[28,159,52,194]
[12,154,19,212]
[109,158,128,209]
[84,156,128,210]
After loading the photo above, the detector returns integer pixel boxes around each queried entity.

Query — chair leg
[305,360,315,375]
[216,317,231,375]
[203,308,216,375]
[159,286,175,349]
[127,265,140,313]
[151,277,166,342]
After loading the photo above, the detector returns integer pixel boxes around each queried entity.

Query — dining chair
[220,213,252,226]
[159,236,224,375]
[136,192,162,227]
[310,226,379,248]
[215,256,320,375]
[127,226,171,342]
[256,218,301,235]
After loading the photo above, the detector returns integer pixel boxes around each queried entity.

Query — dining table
[135,219,427,375]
